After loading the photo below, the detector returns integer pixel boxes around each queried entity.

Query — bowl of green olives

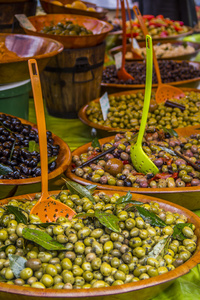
[78,88,200,137]
[0,113,72,200]
[66,125,200,210]
[0,187,199,300]
[20,14,113,48]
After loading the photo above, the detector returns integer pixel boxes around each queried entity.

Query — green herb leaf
[163,127,178,137]
[116,191,143,206]
[0,121,12,133]
[0,275,8,282]
[91,137,101,149]
[158,146,176,156]
[38,156,57,167]
[32,222,57,228]
[8,254,27,278]
[28,140,40,153]
[0,163,13,175]
[147,237,170,260]
[4,206,28,224]
[173,223,193,241]
[136,206,166,227]
[64,180,95,204]
[75,212,95,219]
[94,210,120,233]
[9,140,16,161]
[0,245,9,251]
[85,185,97,193]
[22,228,66,250]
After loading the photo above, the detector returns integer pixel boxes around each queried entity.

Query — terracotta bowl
[66,125,200,210]
[20,14,113,49]
[40,0,108,20]
[0,114,72,200]
[78,87,200,137]
[0,33,64,84]
[0,190,200,300]
[101,60,200,95]
[109,41,200,62]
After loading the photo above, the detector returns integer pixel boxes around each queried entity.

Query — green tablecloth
[28,97,200,300]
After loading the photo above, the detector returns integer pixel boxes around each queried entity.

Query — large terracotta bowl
[66,125,200,210]
[40,0,108,20]
[0,33,64,84]
[101,61,200,94]
[109,41,200,62]
[20,14,113,49]
[0,190,200,300]
[0,114,72,199]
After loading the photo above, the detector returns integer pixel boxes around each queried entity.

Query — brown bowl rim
[0,33,64,65]
[0,113,72,186]
[0,189,199,297]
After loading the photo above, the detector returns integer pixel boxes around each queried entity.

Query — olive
[104,158,124,176]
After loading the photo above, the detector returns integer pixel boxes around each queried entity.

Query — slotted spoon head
[28,59,76,223]
[130,35,159,175]
[155,83,185,104]
[117,67,134,81]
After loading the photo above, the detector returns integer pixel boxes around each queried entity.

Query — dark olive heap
[86,91,200,130]
[72,130,200,188]
[102,60,200,85]
[0,188,197,289]
[40,20,93,36]
[0,114,60,179]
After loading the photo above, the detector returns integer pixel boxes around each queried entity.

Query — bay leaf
[0,245,9,251]
[0,163,12,175]
[37,156,57,167]
[28,140,39,153]
[173,223,193,241]
[136,206,166,227]
[91,137,101,149]
[116,191,143,206]
[0,275,8,282]
[146,237,170,260]
[32,222,57,228]
[4,206,28,224]
[8,254,27,278]
[85,184,97,193]
[9,140,16,161]
[163,127,178,137]
[22,228,66,250]
[75,212,95,219]
[64,180,95,204]
[0,121,12,133]
[94,210,120,233]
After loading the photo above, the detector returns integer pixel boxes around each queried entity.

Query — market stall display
[0,33,63,84]
[40,0,108,19]
[19,14,113,48]
[0,189,199,300]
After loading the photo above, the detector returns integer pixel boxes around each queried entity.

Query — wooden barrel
[40,42,106,118]
[0,0,37,33]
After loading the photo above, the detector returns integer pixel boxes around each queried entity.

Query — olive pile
[102,60,200,85]
[0,190,197,289]
[72,130,200,188]
[86,91,200,130]
[40,20,93,36]
[0,114,60,179]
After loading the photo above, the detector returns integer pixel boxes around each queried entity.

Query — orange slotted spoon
[117,0,134,81]
[133,5,185,104]
[28,59,76,223]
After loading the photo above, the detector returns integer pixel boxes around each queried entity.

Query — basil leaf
[147,237,170,260]
[22,228,66,250]
[8,254,27,278]
[75,212,95,219]
[64,180,95,204]
[116,191,143,206]
[85,185,97,193]
[0,163,12,175]
[4,206,28,224]
[173,223,193,241]
[163,127,178,137]
[136,206,166,227]
[28,140,40,153]
[94,210,120,233]
[91,137,101,149]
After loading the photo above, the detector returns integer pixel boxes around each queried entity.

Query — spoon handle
[28,59,49,199]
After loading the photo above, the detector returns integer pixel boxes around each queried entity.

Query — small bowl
[101,60,200,94]
[40,0,108,20]
[0,114,72,200]
[66,125,200,210]
[109,40,200,62]
[20,14,113,49]
[78,87,200,137]
[0,33,64,84]
[0,189,200,300]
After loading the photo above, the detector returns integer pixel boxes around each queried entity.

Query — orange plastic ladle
[117,0,134,81]
[28,59,76,223]
[133,5,185,104]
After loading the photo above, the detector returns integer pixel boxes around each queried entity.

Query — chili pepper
[122,160,129,165]
[172,172,178,179]
[142,15,154,20]
[173,26,183,32]
[156,15,164,19]
[71,163,76,169]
